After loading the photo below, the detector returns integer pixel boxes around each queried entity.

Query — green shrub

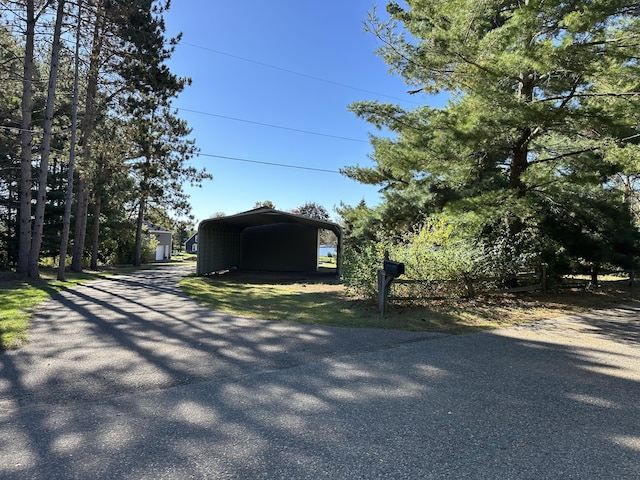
[141,234,159,263]
[342,241,388,299]
[342,217,486,299]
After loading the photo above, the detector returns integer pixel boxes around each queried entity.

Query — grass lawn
[179,271,640,334]
[0,270,106,350]
[4,263,639,351]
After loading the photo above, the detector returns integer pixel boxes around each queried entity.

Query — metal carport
[196,207,342,276]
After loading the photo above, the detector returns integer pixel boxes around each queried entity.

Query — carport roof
[199,207,341,234]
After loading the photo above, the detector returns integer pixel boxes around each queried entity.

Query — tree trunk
[17,0,36,275]
[57,0,83,281]
[510,73,534,197]
[590,263,599,287]
[28,0,66,279]
[71,1,105,273]
[90,195,101,270]
[6,182,17,266]
[510,126,531,197]
[134,199,145,267]
[71,177,89,272]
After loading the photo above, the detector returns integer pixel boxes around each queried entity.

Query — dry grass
[383,279,640,333]
[180,272,640,334]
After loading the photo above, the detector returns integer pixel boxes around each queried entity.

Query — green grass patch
[170,252,197,262]
[179,272,498,333]
[180,272,378,328]
[0,259,192,351]
[0,270,104,350]
[318,255,336,266]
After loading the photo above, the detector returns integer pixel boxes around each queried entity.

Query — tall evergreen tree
[0,24,24,267]
[71,0,110,272]
[27,0,65,278]
[16,0,37,274]
[106,0,209,266]
[344,0,640,271]
[127,101,205,266]
[57,0,82,280]
[67,0,207,270]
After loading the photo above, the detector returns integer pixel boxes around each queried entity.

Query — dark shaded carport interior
[196,208,342,276]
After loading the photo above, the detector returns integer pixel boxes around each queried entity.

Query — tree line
[0,0,209,279]
[340,0,640,294]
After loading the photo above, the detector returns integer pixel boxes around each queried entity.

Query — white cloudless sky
[162,0,444,224]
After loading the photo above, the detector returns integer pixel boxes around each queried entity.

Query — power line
[178,41,419,105]
[0,123,344,173]
[197,152,341,174]
[176,107,368,143]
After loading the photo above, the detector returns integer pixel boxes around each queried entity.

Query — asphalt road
[1,265,639,479]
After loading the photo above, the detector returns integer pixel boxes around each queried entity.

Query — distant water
[319,246,336,256]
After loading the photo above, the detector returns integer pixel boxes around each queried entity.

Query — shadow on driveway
[0,266,638,479]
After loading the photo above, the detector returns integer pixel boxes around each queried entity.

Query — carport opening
[318,228,338,273]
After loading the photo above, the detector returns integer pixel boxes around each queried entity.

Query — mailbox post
[378,259,405,316]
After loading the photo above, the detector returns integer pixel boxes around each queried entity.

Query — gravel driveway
[1,265,639,479]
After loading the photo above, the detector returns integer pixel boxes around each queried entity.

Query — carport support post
[378,269,394,316]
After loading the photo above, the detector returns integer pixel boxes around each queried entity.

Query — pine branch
[531,147,598,164]
[536,91,640,104]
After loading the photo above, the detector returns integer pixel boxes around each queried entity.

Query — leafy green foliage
[292,201,330,221]
[0,1,209,272]
[140,229,159,263]
[342,242,385,299]
[342,216,487,299]
[254,200,276,209]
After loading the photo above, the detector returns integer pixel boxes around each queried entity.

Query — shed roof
[142,220,172,233]
[199,207,341,235]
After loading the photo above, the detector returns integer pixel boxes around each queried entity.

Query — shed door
[155,245,164,261]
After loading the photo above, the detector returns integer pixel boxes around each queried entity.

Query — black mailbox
[383,260,405,278]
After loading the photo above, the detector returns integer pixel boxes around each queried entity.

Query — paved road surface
[1,265,639,479]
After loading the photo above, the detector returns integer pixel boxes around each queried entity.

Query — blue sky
[162,1,442,224]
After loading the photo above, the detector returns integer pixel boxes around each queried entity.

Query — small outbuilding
[196,207,342,276]
[144,221,172,261]
[184,233,198,254]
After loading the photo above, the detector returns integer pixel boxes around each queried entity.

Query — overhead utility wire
[176,107,368,143]
[197,152,341,174]
[179,41,419,105]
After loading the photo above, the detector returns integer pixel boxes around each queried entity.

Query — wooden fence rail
[387,266,547,301]
[381,268,547,314]
[378,265,636,316]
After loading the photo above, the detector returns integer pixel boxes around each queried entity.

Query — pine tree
[0,24,24,267]
[344,0,640,270]
[127,102,205,266]
[27,0,65,278]
[16,0,37,274]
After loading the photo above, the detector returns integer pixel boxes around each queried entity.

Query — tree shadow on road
[1,270,639,478]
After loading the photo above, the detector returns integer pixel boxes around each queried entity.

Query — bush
[141,234,159,263]
[342,241,388,299]
[342,217,486,299]
[109,232,158,265]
